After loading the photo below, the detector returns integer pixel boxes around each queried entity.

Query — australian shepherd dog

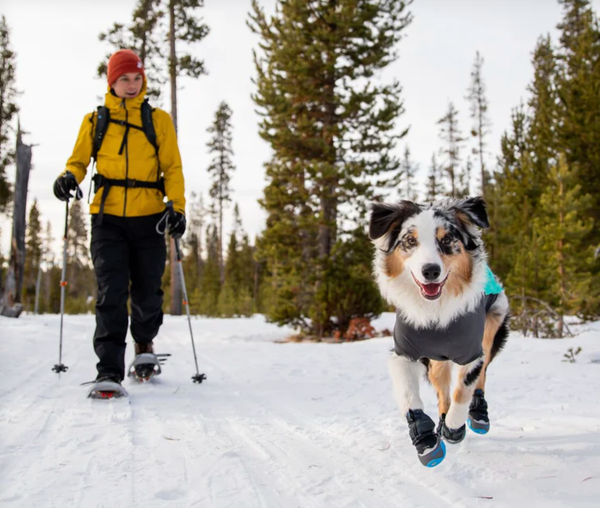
[369,197,509,468]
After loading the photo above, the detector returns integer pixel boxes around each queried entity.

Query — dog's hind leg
[475,292,510,393]
[427,360,452,417]
[469,293,510,434]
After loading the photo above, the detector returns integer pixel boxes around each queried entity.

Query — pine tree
[201,224,221,316]
[0,227,5,297]
[555,0,600,242]
[528,35,557,184]
[505,227,543,331]
[534,155,594,335]
[249,0,412,336]
[66,200,93,313]
[466,51,491,199]
[437,101,465,198]
[397,146,419,201]
[492,114,551,326]
[183,191,206,301]
[40,221,55,314]
[457,156,472,198]
[22,199,43,310]
[219,204,255,317]
[487,105,530,280]
[218,231,239,317]
[0,16,18,211]
[492,36,557,292]
[496,36,557,297]
[238,233,257,314]
[425,153,442,203]
[206,101,235,284]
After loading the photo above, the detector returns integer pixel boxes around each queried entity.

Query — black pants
[91,213,166,380]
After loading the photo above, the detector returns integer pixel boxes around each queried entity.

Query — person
[53,49,186,389]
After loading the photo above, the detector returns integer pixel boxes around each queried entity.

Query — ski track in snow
[1,314,600,508]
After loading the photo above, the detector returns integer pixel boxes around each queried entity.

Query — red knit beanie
[107,49,145,86]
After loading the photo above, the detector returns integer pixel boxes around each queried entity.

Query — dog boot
[467,388,490,434]
[407,409,446,468]
[438,413,466,444]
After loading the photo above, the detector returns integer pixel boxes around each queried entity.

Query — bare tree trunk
[1,127,31,317]
[478,103,486,201]
[168,0,182,315]
[557,178,565,338]
[218,195,224,285]
[253,257,260,311]
[169,0,178,135]
[34,261,42,314]
[449,121,457,199]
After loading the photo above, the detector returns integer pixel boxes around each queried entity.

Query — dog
[369,196,509,467]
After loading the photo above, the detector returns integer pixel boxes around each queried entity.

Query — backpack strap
[141,98,161,183]
[91,106,110,162]
[92,100,158,160]
[141,99,158,156]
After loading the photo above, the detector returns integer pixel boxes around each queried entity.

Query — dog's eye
[441,235,452,245]
[406,236,417,247]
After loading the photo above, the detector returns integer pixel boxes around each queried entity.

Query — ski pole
[52,200,70,374]
[53,181,83,375]
[166,201,206,384]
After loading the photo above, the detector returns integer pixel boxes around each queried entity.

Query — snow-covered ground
[1,313,599,508]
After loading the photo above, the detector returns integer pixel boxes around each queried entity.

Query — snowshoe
[467,389,490,434]
[86,376,128,400]
[127,353,162,382]
[437,413,466,444]
[127,343,170,382]
[407,409,446,468]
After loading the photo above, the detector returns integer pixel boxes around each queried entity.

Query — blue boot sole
[467,417,490,434]
[418,438,446,468]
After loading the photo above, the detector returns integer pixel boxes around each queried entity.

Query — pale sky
[1,0,597,258]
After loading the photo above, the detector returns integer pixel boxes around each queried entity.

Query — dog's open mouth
[411,272,448,301]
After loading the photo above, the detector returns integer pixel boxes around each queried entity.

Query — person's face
[112,72,144,99]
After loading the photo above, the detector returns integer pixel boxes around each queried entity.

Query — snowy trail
[1,314,600,507]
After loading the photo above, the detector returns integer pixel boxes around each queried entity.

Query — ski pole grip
[74,183,84,201]
[166,200,183,259]
[166,200,175,218]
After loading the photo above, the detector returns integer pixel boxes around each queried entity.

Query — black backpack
[89,98,164,223]
[91,98,158,161]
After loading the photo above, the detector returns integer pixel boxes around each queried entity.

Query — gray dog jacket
[393,293,499,365]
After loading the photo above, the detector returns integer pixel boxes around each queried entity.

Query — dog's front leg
[442,357,485,443]
[389,353,446,467]
[388,352,426,414]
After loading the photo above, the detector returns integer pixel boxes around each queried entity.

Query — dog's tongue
[422,283,440,296]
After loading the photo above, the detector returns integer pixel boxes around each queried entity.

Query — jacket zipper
[123,99,129,217]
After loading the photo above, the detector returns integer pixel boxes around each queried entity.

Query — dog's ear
[451,196,489,229]
[369,201,421,243]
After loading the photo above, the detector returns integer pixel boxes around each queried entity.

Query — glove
[53,171,81,202]
[168,212,186,239]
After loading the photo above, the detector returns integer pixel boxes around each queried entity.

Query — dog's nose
[422,264,441,281]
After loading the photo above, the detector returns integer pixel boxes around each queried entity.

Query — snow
[1,313,600,508]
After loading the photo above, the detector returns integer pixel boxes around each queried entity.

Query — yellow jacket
[63,81,185,216]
